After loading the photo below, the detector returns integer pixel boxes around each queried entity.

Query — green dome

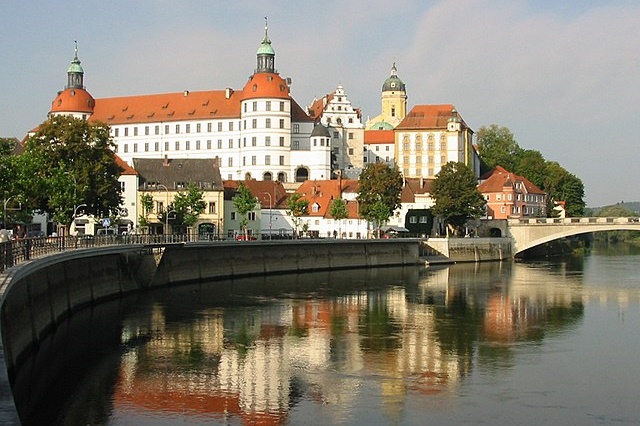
[382,63,405,92]
[257,35,275,55]
[67,56,84,74]
[370,121,394,130]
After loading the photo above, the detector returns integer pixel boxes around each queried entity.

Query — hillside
[588,201,640,216]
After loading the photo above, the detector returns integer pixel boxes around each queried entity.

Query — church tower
[49,42,95,119]
[255,18,276,73]
[366,63,407,130]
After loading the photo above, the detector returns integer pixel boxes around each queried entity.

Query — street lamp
[262,192,272,240]
[73,204,87,217]
[3,196,15,229]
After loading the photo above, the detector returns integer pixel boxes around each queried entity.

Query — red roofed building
[48,22,331,185]
[395,105,480,179]
[477,166,547,219]
[364,129,395,165]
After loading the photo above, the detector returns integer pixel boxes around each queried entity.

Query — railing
[507,217,640,225]
[0,234,193,273]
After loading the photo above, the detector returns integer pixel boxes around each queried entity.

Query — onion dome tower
[49,42,95,119]
[366,63,407,130]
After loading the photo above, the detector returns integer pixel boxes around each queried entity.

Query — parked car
[235,235,257,241]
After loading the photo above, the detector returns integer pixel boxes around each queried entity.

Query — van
[96,228,116,236]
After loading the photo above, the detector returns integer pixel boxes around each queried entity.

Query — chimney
[225,88,233,99]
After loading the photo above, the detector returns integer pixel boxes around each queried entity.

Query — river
[14,245,640,425]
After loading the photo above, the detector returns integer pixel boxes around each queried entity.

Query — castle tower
[49,42,95,120]
[366,63,407,130]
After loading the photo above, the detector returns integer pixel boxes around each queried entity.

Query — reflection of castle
[113,284,465,423]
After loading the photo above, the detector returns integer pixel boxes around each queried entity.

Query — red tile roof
[306,93,333,120]
[241,72,290,100]
[477,166,545,194]
[115,154,137,175]
[223,180,289,208]
[400,178,434,203]
[50,88,95,114]
[395,104,459,130]
[295,179,360,218]
[364,129,395,145]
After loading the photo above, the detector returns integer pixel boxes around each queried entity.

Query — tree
[357,162,403,234]
[139,193,154,230]
[329,198,348,238]
[431,162,486,236]
[543,162,585,217]
[286,192,309,237]
[18,116,123,229]
[476,124,521,173]
[514,149,546,189]
[232,183,257,237]
[173,183,206,230]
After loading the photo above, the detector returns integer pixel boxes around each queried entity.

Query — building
[49,24,339,185]
[133,157,224,236]
[365,63,408,130]
[363,129,395,166]
[308,84,365,177]
[395,105,480,179]
[477,166,547,219]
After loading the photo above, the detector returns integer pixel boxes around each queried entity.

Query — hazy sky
[2,0,638,207]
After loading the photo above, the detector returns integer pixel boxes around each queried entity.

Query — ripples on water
[14,249,640,425]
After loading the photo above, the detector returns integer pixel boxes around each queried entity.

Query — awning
[380,225,409,233]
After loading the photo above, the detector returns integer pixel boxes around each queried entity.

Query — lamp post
[263,192,272,240]
[3,196,15,229]
[73,204,87,218]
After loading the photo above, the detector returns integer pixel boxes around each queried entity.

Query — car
[235,235,257,241]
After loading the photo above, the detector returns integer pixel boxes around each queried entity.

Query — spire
[256,17,276,73]
[66,41,84,89]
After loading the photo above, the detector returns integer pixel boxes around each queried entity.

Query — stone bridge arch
[507,217,640,255]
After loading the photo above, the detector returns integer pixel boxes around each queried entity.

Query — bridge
[503,217,640,255]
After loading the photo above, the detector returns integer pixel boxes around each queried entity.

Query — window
[375,146,380,152]
[208,140,212,149]
[185,124,190,133]
[280,137,285,146]
[501,206,506,213]
[155,125,160,135]
[279,155,285,166]
[312,203,319,213]
[217,139,222,149]
[248,212,256,221]
[252,137,257,146]
[279,119,285,129]
[265,136,271,146]
[207,123,212,132]
[185,140,190,150]
[144,142,149,152]
[231,212,236,220]
[386,146,390,151]
[334,132,339,138]
[348,132,354,140]
[123,144,128,153]
[196,140,201,150]
[419,216,428,223]
[175,124,180,134]
[252,118,257,128]
[132,143,138,152]
[175,141,180,150]
[280,101,285,111]
[144,126,149,136]
[265,118,271,128]
[124,127,129,137]
[266,101,271,111]
[292,140,299,150]
[265,155,271,165]
[228,139,233,148]
[348,148,354,155]
[228,157,233,167]
[165,141,169,151]
[251,156,256,165]
[409,216,417,224]
[154,142,159,151]
[165,125,170,134]
[293,123,300,133]
[114,128,119,137]
[252,101,257,112]
[218,122,223,132]
[208,202,216,214]
[229,122,233,131]
[496,194,502,201]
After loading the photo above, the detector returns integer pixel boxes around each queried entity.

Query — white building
[49,24,334,185]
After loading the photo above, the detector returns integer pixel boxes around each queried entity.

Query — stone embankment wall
[421,237,512,263]
[0,239,418,423]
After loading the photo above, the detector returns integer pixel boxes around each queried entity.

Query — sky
[1,0,638,208]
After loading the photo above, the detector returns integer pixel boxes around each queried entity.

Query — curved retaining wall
[0,239,418,425]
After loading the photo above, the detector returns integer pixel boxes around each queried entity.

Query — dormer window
[312,203,320,213]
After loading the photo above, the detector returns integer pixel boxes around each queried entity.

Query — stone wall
[421,237,512,263]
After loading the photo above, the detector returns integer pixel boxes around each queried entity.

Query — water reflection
[18,259,630,425]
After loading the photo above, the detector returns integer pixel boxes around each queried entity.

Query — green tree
[173,183,206,229]
[232,183,257,237]
[286,192,309,237]
[432,162,486,236]
[357,163,403,234]
[0,138,21,226]
[18,116,123,228]
[139,193,154,230]
[543,162,585,217]
[476,124,521,173]
[329,198,348,238]
[514,149,546,189]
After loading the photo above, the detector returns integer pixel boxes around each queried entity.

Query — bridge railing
[508,217,640,226]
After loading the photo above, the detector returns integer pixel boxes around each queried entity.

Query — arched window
[295,167,309,182]
[263,172,273,181]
